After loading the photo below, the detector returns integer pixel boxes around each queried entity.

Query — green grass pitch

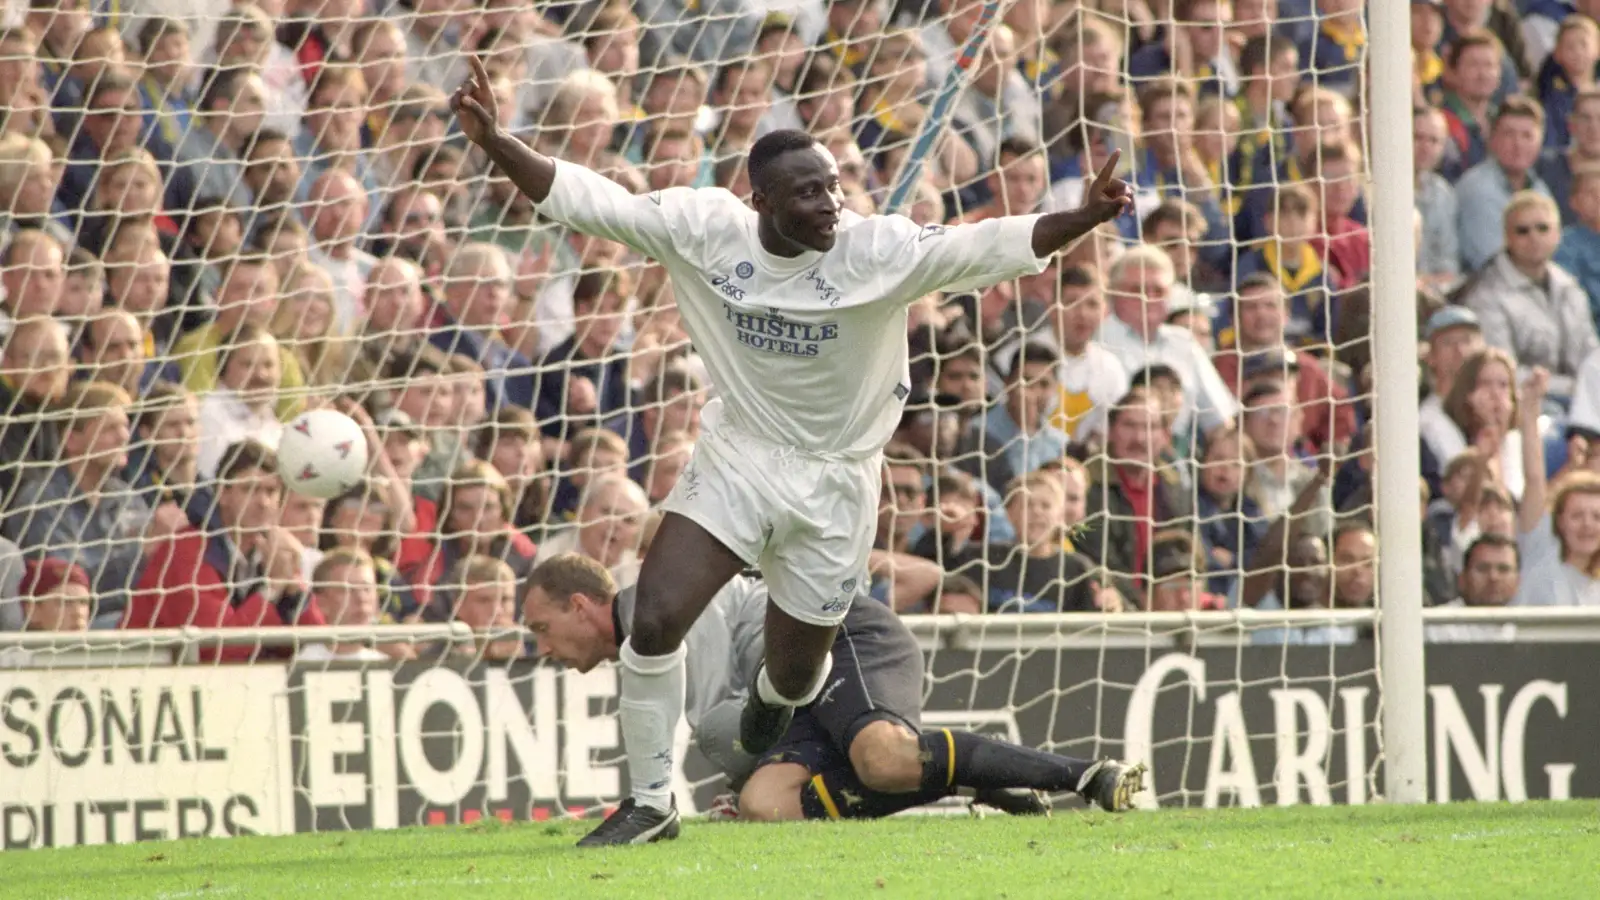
[6,802,1597,899]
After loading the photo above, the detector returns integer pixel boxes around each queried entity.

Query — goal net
[0,0,1490,846]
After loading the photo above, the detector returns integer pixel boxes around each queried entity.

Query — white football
[277,408,370,499]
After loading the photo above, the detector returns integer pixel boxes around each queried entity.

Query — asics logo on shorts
[816,677,846,707]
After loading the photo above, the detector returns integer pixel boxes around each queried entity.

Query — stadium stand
[0,0,1588,635]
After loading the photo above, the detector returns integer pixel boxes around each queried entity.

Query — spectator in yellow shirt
[172,253,306,420]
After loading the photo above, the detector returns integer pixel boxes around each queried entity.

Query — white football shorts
[661,426,881,627]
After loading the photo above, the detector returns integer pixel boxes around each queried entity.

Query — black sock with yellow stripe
[916,729,1091,793]
[798,768,951,820]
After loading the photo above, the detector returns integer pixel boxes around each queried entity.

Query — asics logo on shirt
[711,274,747,301]
[722,303,841,357]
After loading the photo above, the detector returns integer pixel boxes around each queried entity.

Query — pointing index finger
[468,54,489,88]
[1093,149,1122,191]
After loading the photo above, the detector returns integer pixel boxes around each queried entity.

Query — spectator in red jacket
[17,557,92,632]
[404,459,537,613]
[1211,274,1356,453]
[123,438,325,660]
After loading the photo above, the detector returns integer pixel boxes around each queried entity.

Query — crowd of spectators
[0,0,1593,662]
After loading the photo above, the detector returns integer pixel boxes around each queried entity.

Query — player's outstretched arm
[1029,151,1136,258]
[452,56,556,203]
[453,55,685,260]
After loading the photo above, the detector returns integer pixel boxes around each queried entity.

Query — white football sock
[756,652,835,707]
[617,638,686,812]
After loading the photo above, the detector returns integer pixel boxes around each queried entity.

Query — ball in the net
[277,408,369,499]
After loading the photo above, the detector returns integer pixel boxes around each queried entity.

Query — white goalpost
[1368,0,1428,805]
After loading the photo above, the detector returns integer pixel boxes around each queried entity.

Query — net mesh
[0,0,1465,839]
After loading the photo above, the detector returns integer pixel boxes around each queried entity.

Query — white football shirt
[538,160,1050,457]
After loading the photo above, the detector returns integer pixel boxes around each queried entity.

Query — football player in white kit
[452,56,1135,846]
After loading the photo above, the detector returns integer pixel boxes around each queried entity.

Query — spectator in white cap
[1164,289,1216,353]
[1420,306,1486,402]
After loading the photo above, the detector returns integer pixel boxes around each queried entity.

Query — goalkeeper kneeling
[524,554,1147,821]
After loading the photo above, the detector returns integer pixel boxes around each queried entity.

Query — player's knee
[765,657,817,701]
[738,765,808,822]
[849,720,922,793]
[628,583,693,654]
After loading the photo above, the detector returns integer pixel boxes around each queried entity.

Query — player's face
[753,146,845,253]
[523,588,610,671]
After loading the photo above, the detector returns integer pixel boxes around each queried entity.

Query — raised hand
[146,501,189,539]
[1522,367,1551,418]
[333,396,382,461]
[451,56,500,147]
[1082,150,1136,224]
[254,527,307,597]
[567,375,598,416]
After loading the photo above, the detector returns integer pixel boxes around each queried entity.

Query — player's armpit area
[537,160,721,264]
[899,214,1051,298]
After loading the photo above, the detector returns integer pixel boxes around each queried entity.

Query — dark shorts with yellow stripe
[756,597,924,775]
